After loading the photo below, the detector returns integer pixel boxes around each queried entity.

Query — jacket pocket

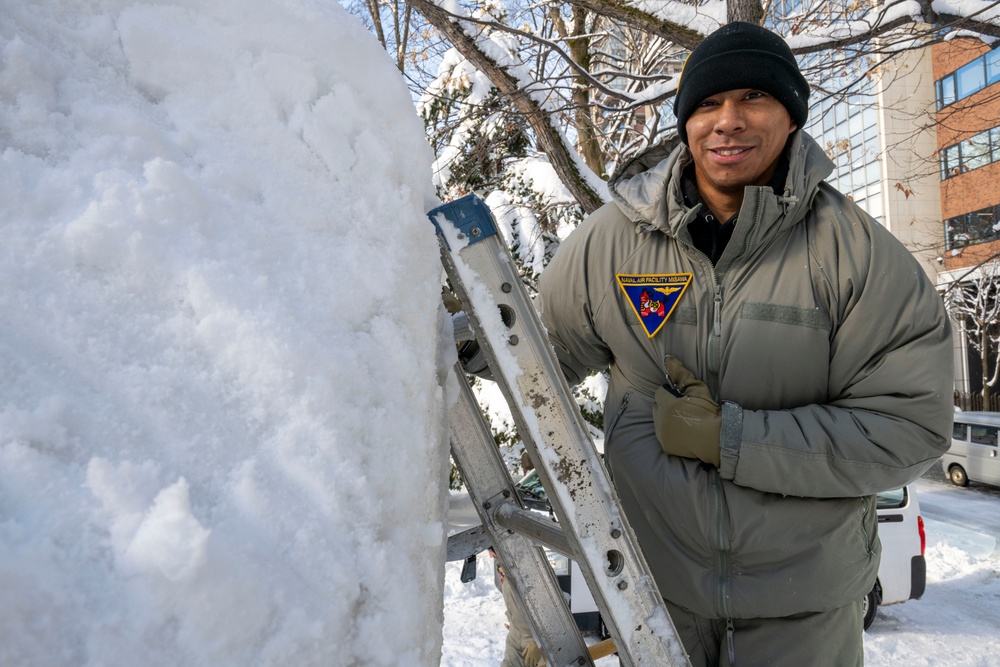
[603,392,631,476]
[859,494,876,555]
[740,302,832,330]
[726,302,832,408]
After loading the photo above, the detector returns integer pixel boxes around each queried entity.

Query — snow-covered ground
[442,474,1000,666]
[5,2,999,666]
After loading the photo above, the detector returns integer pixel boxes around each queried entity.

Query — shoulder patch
[616,273,693,338]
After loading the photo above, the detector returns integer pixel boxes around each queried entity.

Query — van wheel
[948,465,969,487]
[863,581,882,631]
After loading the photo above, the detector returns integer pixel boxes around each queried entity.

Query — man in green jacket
[536,21,953,667]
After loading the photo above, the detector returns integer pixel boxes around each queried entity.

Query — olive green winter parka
[536,131,953,620]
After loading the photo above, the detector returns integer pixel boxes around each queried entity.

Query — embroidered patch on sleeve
[616,273,693,338]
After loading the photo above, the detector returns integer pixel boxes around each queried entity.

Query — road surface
[917,467,1000,544]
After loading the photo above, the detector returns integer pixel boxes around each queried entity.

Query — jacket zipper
[708,190,764,397]
[707,190,765,656]
[676,225,732,626]
[713,284,723,336]
[708,283,723,396]
[726,618,736,665]
[677,243,722,398]
[670,189,767,640]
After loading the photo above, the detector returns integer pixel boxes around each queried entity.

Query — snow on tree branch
[408,0,608,212]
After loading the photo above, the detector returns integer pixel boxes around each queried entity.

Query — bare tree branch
[433,9,669,105]
[406,0,605,212]
[944,261,1000,399]
[561,0,707,49]
[559,0,1000,53]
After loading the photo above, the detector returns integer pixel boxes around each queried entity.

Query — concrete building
[800,34,1000,397]
[802,41,943,281]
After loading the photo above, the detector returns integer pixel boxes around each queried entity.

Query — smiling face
[685,88,797,213]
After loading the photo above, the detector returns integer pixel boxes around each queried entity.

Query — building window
[937,75,957,109]
[966,133,991,170]
[942,143,962,178]
[946,203,1000,250]
[939,127,1000,179]
[936,47,1000,109]
[988,49,1000,85]
[956,59,986,98]
[802,49,883,222]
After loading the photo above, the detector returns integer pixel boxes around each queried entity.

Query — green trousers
[663,598,865,667]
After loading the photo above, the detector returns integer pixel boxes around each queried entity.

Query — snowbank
[0,1,449,665]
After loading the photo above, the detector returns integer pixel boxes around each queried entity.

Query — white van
[515,472,926,632]
[867,484,926,629]
[942,411,1000,488]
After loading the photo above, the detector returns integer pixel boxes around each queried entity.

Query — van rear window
[876,487,907,510]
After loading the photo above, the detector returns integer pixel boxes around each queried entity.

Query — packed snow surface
[0,2,450,666]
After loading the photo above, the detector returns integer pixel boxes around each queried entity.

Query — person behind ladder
[488,548,543,667]
[527,20,953,667]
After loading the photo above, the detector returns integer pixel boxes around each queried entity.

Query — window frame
[934,48,1000,108]
[936,73,957,109]
[953,423,968,440]
[987,49,1000,86]
[970,425,999,447]
[956,59,987,99]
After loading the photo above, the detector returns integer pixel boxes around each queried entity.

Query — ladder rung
[448,364,592,665]
[446,525,492,562]
[451,311,475,342]
[492,501,573,559]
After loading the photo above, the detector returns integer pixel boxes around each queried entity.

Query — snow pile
[442,477,1000,665]
[0,1,449,666]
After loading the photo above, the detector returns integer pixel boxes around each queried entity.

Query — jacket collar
[608,130,834,239]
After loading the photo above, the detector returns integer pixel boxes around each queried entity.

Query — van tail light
[918,515,926,556]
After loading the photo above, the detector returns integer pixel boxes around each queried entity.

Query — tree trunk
[727,0,764,25]
[397,2,412,73]
[565,9,606,179]
[981,329,991,405]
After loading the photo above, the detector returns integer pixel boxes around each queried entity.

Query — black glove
[442,289,489,374]
[456,339,488,374]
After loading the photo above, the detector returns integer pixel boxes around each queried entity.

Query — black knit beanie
[673,22,809,145]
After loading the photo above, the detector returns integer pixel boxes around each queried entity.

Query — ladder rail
[433,195,690,667]
[448,362,591,666]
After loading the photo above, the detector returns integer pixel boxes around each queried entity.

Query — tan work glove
[652,356,722,467]
[442,288,463,314]
[522,641,543,667]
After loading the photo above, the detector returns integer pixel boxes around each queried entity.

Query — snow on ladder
[431,195,690,667]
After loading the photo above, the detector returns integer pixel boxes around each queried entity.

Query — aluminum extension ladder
[430,195,690,667]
